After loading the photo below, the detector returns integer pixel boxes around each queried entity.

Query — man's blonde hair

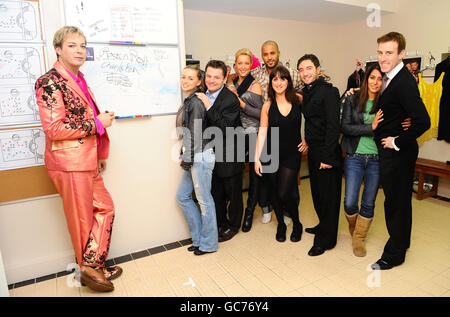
[53,26,86,57]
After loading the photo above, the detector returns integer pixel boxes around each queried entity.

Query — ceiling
[183,0,397,25]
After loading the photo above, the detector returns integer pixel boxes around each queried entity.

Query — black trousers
[212,171,243,232]
[267,163,302,228]
[308,148,342,249]
[378,143,418,263]
[245,133,270,211]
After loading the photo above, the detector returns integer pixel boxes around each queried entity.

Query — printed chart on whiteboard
[64,0,179,44]
[0,0,42,42]
[0,45,45,126]
[81,44,181,116]
[0,127,45,170]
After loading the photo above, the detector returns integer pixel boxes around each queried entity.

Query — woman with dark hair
[341,64,383,257]
[341,63,410,257]
[255,65,307,242]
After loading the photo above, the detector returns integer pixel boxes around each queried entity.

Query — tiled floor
[9,178,450,297]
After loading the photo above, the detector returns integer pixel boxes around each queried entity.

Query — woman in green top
[341,63,410,257]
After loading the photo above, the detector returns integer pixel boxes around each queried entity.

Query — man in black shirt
[298,54,343,257]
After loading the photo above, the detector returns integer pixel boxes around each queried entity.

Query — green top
[355,100,378,155]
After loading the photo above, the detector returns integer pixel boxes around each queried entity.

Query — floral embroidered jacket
[35,61,110,171]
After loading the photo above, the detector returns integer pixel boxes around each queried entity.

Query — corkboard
[0,165,57,203]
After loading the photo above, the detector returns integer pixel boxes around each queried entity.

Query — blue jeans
[176,149,218,252]
[344,153,380,219]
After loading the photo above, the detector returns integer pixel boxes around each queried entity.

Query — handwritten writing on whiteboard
[64,0,178,44]
[0,128,45,170]
[0,1,42,42]
[81,44,181,116]
[0,45,44,126]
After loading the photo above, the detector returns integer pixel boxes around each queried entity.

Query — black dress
[266,99,302,171]
[264,99,303,231]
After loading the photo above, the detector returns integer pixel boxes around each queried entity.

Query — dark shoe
[305,225,319,234]
[218,227,226,238]
[276,223,287,242]
[290,224,303,242]
[241,209,254,232]
[308,246,325,256]
[187,245,199,252]
[218,228,237,242]
[79,265,114,292]
[194,249,216,256]
[371,258,403,270]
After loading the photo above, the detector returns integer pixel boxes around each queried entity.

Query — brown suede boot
[352,215,373,257]
[344,212,358,236]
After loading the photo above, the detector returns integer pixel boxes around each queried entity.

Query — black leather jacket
[181,91,212,163]
[340,94,375,155]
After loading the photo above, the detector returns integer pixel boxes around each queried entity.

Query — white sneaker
[284,216,292,226]
[262,212,272,224]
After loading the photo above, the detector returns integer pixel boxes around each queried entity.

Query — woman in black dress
[255,65,308,242]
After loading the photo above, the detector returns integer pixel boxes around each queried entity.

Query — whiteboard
[80,44,182,116]
[64,0,179,44]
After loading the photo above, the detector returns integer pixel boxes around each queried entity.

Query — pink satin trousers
[48,170,115,268]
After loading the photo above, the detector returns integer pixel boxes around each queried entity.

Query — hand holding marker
[98,110,114,128]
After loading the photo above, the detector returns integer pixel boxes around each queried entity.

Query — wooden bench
[415,158,450,200]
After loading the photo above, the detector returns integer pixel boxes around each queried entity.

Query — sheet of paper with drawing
[80,44,182,116]
[0,127,45,170]
[0,0,42,42]
[0,45,45,126]
[64,0,179,44]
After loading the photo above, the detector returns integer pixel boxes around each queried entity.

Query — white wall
[183,9,343,90]
[0,0,189,285]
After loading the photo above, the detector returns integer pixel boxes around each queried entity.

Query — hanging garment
[417,73,443,146]
[434,57,450,142]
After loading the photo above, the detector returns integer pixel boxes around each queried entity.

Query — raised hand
[372,109,384,131]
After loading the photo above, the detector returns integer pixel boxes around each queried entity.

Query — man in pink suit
[35,26,121,292]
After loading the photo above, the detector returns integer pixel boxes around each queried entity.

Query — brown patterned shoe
[102,266,123,281]
[80,265,114,292]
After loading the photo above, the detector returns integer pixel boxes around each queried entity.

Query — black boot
[276,223,287,242]
[241,208,254,232]
[290,222,303,242]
